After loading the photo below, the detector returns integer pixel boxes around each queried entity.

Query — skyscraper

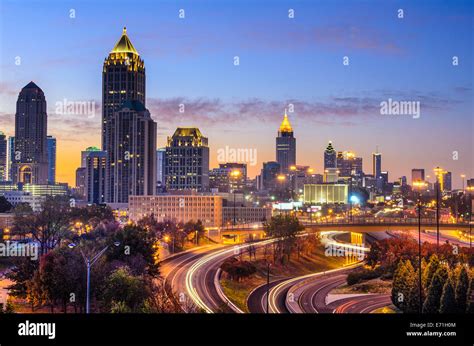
[324,141,337,169]
[0,132,6,181]
[47,136,56,184]
[108,100,157,203]
[11,82,48,185]
[7,137,14,181]
[372,151,382,191]
[103,28,155,203]
[102,27,145,151]
[156,148,166,190]
[276,110,296,173]
[85,150,107,204]
[411,168,425,184]
[336,151,363,177]
[165,128,209,191]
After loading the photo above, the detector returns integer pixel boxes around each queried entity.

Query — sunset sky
[0,0,472,187]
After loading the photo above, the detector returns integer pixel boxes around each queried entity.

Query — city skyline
[0,0,472,187]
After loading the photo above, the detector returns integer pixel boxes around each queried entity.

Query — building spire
[111,27,139,55]
[279,109,293,133]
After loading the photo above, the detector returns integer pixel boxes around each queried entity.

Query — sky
[0,0,473,187]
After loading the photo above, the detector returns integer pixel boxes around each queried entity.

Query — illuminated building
[7,137,14,181]
[324,141,337,169]
[85,150,107,204]
[11,82,49,185]
[103,28,153,203]
[209,163,247,193]
[165,128,209,191]
[411,169,425,184]
[258,161,280,191]
[156,148,166,191]
[75,167,86,198]
[276,110,296,173]
[47,136,56,184]
[304,184,348,205]
[372,151,382,191]
[323,168,339,183]
[129,194,222,227]
[102,27,145,152]
[3,191,44,212]
[337,151,363,177]
[434,167,449,192]
[107,100,157,203]
[222,206,272,225]
[0,132,6,181]
[443,171,452,192]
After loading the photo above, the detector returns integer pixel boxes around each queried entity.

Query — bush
[221,258,257,281]
[347,266,384,285]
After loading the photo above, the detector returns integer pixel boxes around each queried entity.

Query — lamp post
[413,181,426,314]
[68,241,120,313]
[467,186,473,248]
[266,261,271,314]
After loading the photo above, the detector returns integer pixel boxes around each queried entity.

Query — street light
[266,261,272,314]
[68,241,120,313]
[413,180,426,314]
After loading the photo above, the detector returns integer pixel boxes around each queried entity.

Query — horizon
[0,0,473,187]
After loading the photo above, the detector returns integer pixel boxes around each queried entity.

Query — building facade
[276,110,296,173]
[304,184,348,205]
[47,136,56,184]
[85,150,107,204]
[11,82,49,185]
[129,194,222,227]
[107,100,156,203]
[165,128,209,191]
[0,132,6,181]
[324,141,337,169]
[209,163,247,193]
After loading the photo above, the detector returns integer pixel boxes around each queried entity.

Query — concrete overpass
[219,218,472,243]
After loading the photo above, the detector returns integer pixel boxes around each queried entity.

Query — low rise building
[129,194,222,227]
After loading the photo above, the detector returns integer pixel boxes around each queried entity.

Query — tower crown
[279,110,293,133]
[111,27,139,55]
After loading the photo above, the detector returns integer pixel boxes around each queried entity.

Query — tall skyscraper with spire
[11,82,49,185]
[103,28,156,203]
[324,141,337,169]
[276,110,296,173]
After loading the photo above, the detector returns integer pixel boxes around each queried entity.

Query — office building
[11,82,49,185]
[324,141,337,169]
[276,110,296,173]
[165,127,209,191]
[47,136,56,184]
[304,184,348,205]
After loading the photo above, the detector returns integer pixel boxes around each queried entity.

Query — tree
[440,278,457,313]
[13,196,72,255]
[406,270,422,313]
[6,258,38,300]
[106,224,160,277]
[455,266,469,313]
[423,267,448,314]
[0,196,13,213]
[264,215,304,264]
[102,266,150,312]
[422,254,440,290]
[391,260,415,311]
